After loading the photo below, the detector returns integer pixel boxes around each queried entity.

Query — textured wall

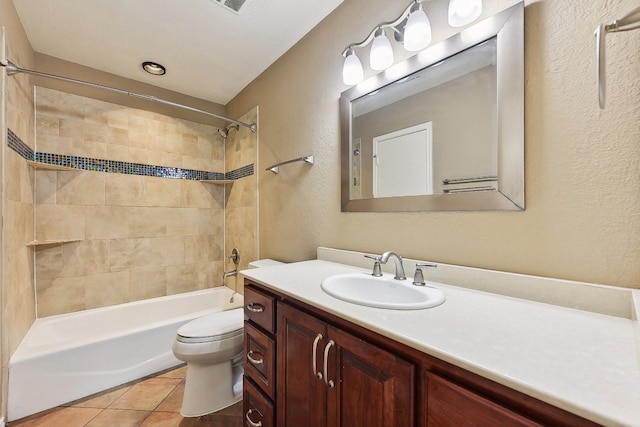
[34,88,226,316]
[227,0,640,288]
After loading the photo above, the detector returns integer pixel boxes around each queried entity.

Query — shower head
[217,124,240,138]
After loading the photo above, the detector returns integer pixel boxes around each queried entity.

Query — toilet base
[180,359,243,417]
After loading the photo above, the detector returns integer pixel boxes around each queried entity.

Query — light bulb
[448,0,482,27]
[404,7,432,51]
[370,29,394,70]
[342,50,364,85]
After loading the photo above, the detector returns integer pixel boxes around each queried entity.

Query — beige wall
[354,66,496,197]
[34,88,227,316]
[227,0,640,289]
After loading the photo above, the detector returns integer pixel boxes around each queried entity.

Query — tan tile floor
[7,365,242,427]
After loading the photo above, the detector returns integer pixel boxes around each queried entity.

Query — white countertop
[241,259,640,427]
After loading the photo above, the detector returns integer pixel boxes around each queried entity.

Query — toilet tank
[248,259,284,269]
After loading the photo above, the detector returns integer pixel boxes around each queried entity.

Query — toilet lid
[177,308,244,343]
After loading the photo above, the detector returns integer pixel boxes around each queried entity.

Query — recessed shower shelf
[27,161,75,171]
[27,239,82,248]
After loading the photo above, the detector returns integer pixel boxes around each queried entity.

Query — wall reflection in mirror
[351,39,497,199]
[340,2,524,212]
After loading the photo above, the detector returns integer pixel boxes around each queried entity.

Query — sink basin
[320,273,445,310]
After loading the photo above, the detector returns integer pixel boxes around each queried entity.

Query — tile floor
[7,365,243,427]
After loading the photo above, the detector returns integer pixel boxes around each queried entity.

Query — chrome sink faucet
[380,251,406,280]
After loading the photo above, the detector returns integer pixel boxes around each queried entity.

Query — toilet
[172,259,283,417]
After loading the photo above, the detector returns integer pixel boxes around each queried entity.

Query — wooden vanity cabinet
[277,301,414,427]
[243,279,601,427]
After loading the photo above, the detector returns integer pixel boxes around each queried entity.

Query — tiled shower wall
[3,40,36,355]
[34,87,227,317]
[224,107,258,294]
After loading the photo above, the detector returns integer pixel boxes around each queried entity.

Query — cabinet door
[426,373,543,427]
[277,302,328,427]
[327,326,415,427]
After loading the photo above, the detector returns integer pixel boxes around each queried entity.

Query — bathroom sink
[320,273,445,310]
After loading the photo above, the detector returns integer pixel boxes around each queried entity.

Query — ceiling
[12,0,343,105]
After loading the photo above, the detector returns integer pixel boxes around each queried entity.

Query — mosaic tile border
[8,128,34,161]
[7,128,253,182]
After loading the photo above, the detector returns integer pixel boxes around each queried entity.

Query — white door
[373,122,433,198]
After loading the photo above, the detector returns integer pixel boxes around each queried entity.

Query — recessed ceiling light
[142,61,166,76]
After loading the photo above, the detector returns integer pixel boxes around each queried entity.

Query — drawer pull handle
[312,333,323,380]
[246,303,265,313]
[323,340,335,388]
[245,408,263,427]
[247,350,264,365]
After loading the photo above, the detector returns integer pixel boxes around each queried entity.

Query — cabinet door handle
[323,340,335,388]
[247,350,264,365]
[245,408,263,427]
[312,333,323,380]
[246,302,265,313]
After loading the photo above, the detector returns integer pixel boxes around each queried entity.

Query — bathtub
[7,286,243,421]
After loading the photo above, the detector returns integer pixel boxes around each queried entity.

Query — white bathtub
[7,287,243,421]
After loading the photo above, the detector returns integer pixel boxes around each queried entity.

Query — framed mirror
[340,2,524,212]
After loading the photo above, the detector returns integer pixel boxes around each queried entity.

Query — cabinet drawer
[426,373,542,427]
[243,377,275,427]
[244,284,276,334]
[245,320,276,399]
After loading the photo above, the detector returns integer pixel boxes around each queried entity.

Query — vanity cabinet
[243,285,277,427]
[243,279,601,427]
[277,301,414,427]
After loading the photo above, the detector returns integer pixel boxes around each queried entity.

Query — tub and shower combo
[7,287,243,421]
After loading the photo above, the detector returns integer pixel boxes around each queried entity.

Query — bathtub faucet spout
[223,270,237,280]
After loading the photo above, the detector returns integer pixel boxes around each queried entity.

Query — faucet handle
[413,263,437,286]
[364,255,383,277]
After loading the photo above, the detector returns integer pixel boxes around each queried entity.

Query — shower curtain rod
[1,60,257,132]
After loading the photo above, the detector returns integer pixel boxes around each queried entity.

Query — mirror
[340,2,524,212]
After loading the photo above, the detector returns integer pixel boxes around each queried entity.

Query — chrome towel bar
[442,175,497,185]
[266,155,314,174]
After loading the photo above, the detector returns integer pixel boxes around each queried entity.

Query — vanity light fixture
[370,28,394,70]
[142,61,166,76]
[448,0,483,27]
[341,0,483,85]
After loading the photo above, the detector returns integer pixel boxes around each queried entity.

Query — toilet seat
[177,308,244,344]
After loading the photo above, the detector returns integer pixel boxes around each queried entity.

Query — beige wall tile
[150,236,185,266]
[184,235,222,264]
[84,271,131,310]
[129,146,149,164]
[37,277,86,317]
[105,175,145,206]
[109,238,153,272]
[62,240,110,277]
[56,171,106,206]
[35,245,64,290]
[145,177,181,207]
[129,207,168,238]
[36,204,85,241]
[166,264,198,295]
[129,266,167,300]
[37,114,59,136]
[85,205,130,239]
[107,143,129,162]
[35,171,58,205]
